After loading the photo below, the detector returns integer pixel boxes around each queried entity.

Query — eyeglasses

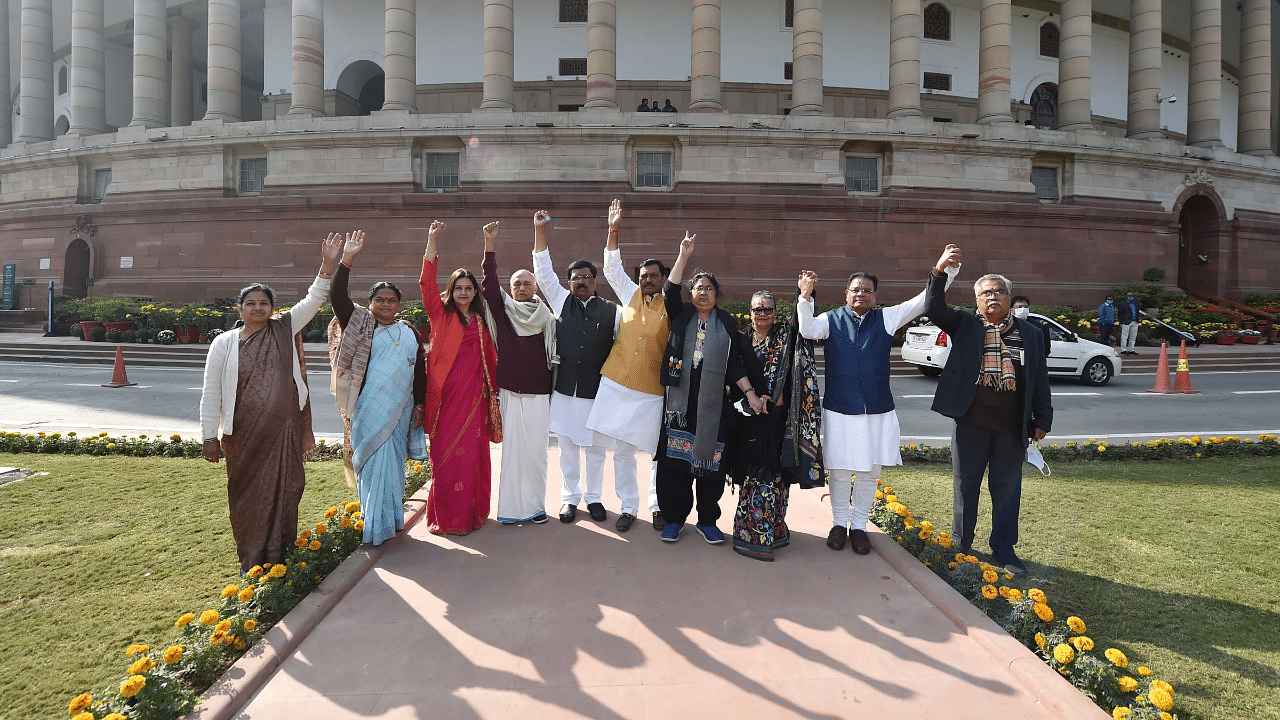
[569,274,594,282]
[847,287,876,295]
[751,307,775,315]
[977,289,1008,299]
[691,285,716,294]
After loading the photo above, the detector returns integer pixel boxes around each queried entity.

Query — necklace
[381,322,402,346]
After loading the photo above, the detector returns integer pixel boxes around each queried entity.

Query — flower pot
[173,323,199,343]
[1239,335,1260,345]
[79,321,105,341]
[103,321,134,333]
[1217,336,1238,345]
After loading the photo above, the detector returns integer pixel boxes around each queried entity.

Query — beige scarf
[502,292,559,369]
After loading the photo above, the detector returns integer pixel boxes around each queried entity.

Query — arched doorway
[1176,190,1226,298]
[1029,82,1057,130]
[63,239,91,299]
[335,60,384,116]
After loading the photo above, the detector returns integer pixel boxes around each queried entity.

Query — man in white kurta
[798,249,959,555]
[585,199,670,532]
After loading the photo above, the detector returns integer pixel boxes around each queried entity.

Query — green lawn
[881,457,1280,720]
[0,454,351,720]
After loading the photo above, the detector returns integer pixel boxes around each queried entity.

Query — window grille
[845,157,879,193]
[559,0,587,23]
[1031,166,1060,201]
[784,62,793,80]
[923,73,952,91]
[558,58,587,76]
[92,169,112,203]
[424,153,461,189]
[923,3,951,41]
[636,152,671,189]
[785,0,794,28]
[1040,23,1060,58]
[239,158,268,194]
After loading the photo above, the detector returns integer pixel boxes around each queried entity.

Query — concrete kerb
[182,489,431,720]
[868,528,1110,720]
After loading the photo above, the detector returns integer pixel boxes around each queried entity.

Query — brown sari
[221,316,315,571]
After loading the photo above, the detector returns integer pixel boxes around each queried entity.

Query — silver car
[900,312,1123,386]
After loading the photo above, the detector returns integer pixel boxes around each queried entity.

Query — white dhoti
[496,390,551,523]
[586,378,661,515]
[823,409,903,531]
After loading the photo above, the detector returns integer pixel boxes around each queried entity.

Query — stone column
[0,0,10,145]
[205,0,242,122]
[384,0,418,111]
[1125,0,1162,139]
[790,0,825,115]
[1057,0,1093,131]
[288,0,325,117]
[169,17,193,126]
[1237,0,1271,154]
[583,0,618,109]
[689,0,723,112]
[887,0,922,118]
[129,0,169,128]
[69,0,106,136]
[977,0,1013,124]
[479,0,514,110]
[17,0,54,143]
[1187,0,1223,147]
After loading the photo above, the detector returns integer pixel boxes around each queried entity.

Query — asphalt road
[1,360,1277,443]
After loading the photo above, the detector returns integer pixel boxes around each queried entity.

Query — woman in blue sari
[328,231,427,545]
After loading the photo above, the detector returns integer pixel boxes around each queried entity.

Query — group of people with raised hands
[202,203,1053,575]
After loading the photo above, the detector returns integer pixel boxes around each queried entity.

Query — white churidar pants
[828,465,882,530]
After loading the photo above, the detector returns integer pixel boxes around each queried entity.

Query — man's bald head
[510,269,537,302]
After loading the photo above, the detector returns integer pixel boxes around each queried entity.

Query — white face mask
[1013,307,1030,319]
[1025,441,1051,476]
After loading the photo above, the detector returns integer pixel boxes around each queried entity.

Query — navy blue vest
[823,306,896,416]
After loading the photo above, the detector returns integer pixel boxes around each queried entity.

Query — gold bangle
[318,271,333,279]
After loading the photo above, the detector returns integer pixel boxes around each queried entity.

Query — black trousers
[1098,323,1114,345]
[951,420,1024,558]
[656,450,726,527]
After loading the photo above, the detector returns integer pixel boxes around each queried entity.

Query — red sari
[425,321,492,534]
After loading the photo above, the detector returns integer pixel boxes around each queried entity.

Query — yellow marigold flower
[1053,644,1075,664]
[176,612,195,627]
[236,638,249,650]
[1136,696,1146,705]
[162,645,184,664]
[998,586,1011,599]
[1117,676,1138,693]
[351,511,362,520]
[875,491,884,500]
[103,715,127,720]
[917,529,929,539]
[1033,603,1055,622]
[1137,666,1152,677]
[1034,632,1045,649]
[966,555,979,565]
[1148,688,1174,712]
[983,569,998,583]
[170,433,182,441]
[244,619,257,631]
[955,553,967,562]
[1067,616,1087,634]
[221,584,239,598]
[413,463,424,472]
[211,631,227,645]
[1105,648,1129,668]
[127,657,155,675]
[324,506,340,519]
[1098,445,1107,452]
[106,443,116,449]
[268,564,287,578]
[309,539,322,551]
[885,494,898,504]
[238,586,255,602]
[1160,714,1172,720]
[294,537,306,547]
[119,675,146,698]
[1150,680,1173,696]
[355,521,364,531]
[99,431,109,437]
[314,523,327,535]
[247,565,264,578]
[73,713,94,720]
[904,516,916,530]
[981,585,998,600]
[345,501,360,513]
[1112,708,1131,720]
[199,610,220,626]
[891,503,908,517]
[298,561,307,568]
[125,643,149,656]
[68,692,93,714]
[215,619,232,633]
[1070,636,1094,652]
[1007,588,1024,602]
[340,517,353,528]
[1004,573,1013,580]
[1028,588,1047,604]
[300,530,311,540]
[918,520,933,533]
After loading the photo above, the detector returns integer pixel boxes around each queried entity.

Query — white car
[900,312,1123,386]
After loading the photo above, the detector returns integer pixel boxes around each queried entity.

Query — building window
[1029,82,1058,129]
[1039,22,1060,58]
[1031,166,1060,201]
[784,0,794,28]
[923,3,951,41]
[238,158,268,194]
[636,152,671,189]
[558,0,586,23]
[58,66,68,95]
[784,62,793,80]
[91,169,111,203]
[424,153,460,189]
[558,58,587,76]
[923,72,952,91]
[845,156,879,193]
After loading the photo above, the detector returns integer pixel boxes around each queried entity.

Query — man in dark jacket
[1117,291,1141,355]
[925,246,1053,575]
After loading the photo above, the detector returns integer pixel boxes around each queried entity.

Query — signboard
[120,256,134,269]
[1,264,14,310]
[39,258,51,270]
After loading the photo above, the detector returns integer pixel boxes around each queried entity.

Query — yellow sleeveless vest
[600,289,669,395]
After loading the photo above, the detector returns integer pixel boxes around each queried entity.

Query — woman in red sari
[419,220,501,535]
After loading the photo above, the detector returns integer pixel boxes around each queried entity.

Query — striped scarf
[978,314,1017,391]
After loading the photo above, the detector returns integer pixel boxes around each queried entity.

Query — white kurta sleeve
[881,265,960,334]
[533,248,569,316]
[797,296,830,340]
[603,247,639,304]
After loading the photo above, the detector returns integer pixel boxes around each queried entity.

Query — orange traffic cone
[101,346,138,388]
[1146,342,1174,393]
[1172,340,1200,394]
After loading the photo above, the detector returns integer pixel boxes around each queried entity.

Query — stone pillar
[169,17,193,126]
[288,0,325,117]
[69,0,106,136]
[0,0,9,145]
[790,0,824,115]
[887,0,922,118]
[1057,0,1093,131]
[129,0,169,128]
[583,0,618,109]
[1238,0,1271,154]
[689,0,723,112]
[977,0,1013,124]
[479,0,514,110]
[1187,0,1223,147]
[17,0,54,143]
[1126,0,1162,139]
[205,0,243,122]
[384,0,418,111]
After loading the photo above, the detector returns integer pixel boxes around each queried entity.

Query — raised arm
[332,230,365,328]
[419,221,447,320]
[924,244,965,334]
[796,271,829,340]
[531,212,569,313]
[883,246,962,332]
[602,200,639,301]
[667,232,695,285]
[481,221,505,312]
[284,232,342,334]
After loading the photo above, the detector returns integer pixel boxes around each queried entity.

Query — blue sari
[350,322,427,545]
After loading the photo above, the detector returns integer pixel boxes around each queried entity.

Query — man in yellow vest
[586,199,671,532]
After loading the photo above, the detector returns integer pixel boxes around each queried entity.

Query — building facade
[1,0,1278,308]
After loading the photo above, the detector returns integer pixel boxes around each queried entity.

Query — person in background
[637,98,651,112]
[662,99,677,112]
[1010,295,1052,357]
[1118,291,1141,355]
[1096,295,1116,347]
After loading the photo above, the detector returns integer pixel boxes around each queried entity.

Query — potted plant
[157,329,177,345]
[1215,329,1239,345]
[89,325,107,342]
[105,328,123,343]
[69,323,84,341]
[94,297,139,332]
[1239,329,1262,345]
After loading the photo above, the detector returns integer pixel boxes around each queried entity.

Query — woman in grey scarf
[655,233,767,545]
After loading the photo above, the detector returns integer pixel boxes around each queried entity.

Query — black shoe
[615,513,635,532]
[850,529,871,555]
[587,502,607,521]
[826,526,847,551]
[652,512,665,531]
[558,503,577,523]
[531,512,549,524]
[995,553,1028,576]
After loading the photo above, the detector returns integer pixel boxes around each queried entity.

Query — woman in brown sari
[200,233,343,572]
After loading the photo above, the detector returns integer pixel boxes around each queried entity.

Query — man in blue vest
[797,246,961,555]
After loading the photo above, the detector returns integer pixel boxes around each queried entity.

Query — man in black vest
[533,220,623,525]
[925,246,1053,576]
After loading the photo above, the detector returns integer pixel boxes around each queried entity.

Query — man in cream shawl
[481,218,560,524]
